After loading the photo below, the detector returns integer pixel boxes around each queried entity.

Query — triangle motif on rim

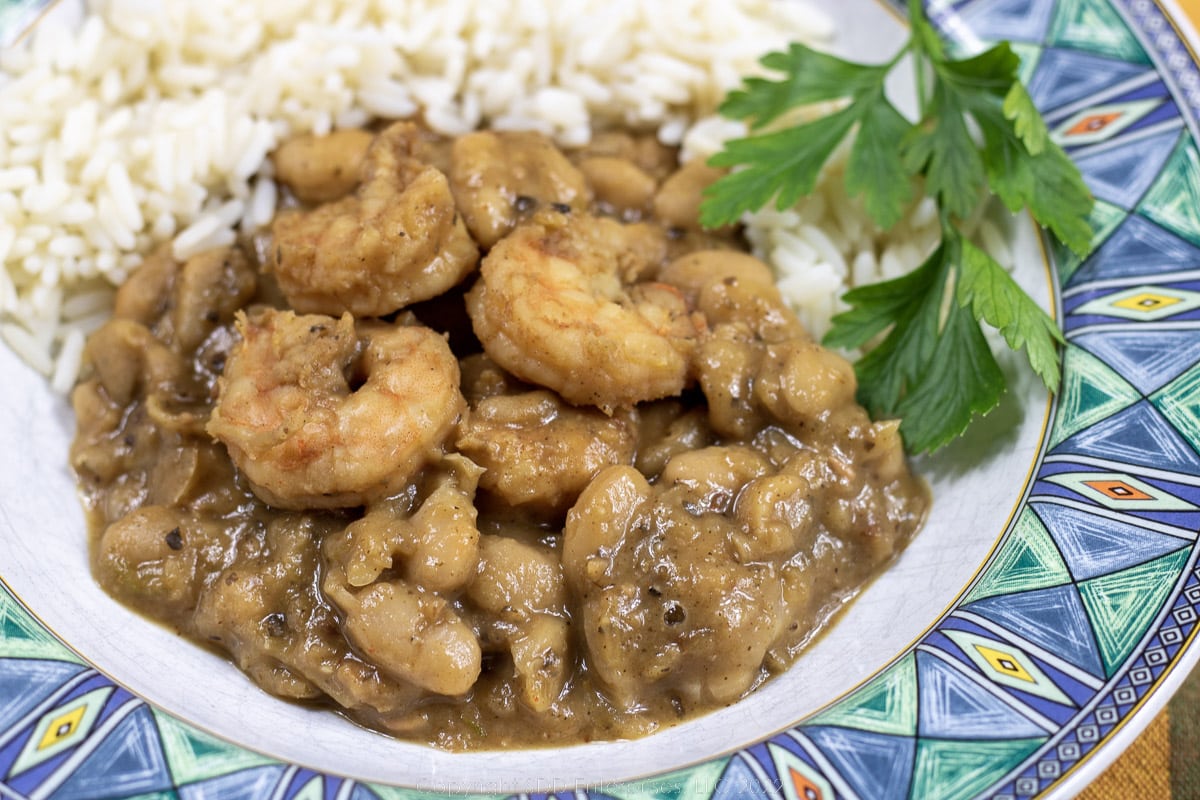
[965,506,1072,604]
[176,766,290,800]
[1070,126,1179,209]
[915,650,1049,740]
[1140,133,1200,248]
[1026,48,1151,114]
[1047,0,1152,63]
[1030,500,1192,582]
[802,727,915,800]
[964,584,1105,678]
[1074,327,1200,395]
[152,708,276,786]
[1055,400,1200,475]
[709,756,777,800]
[0,588,80,663]
[1152,361,1200,457]
[1053,199,1126,285]
[1079,547,1191,675]
[1048,344,1142,450]
[805,652,918,736]
[955,0,1057,42]
[910,737,1047,800]
[1067,213,1200,284]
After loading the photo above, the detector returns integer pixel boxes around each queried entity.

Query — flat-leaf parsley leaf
[699,0,1092,453]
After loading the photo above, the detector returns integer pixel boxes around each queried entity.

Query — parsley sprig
[699,0,1093,453]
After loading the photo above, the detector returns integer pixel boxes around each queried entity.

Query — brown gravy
[70,123,927,749]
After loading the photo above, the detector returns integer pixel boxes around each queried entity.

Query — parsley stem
[886,41,912,71]
[906,0,930,112]
[913,51,928,113]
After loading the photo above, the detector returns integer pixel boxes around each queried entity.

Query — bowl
[1,0,1199,797]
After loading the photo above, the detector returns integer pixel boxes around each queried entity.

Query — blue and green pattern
[5,0,1200,796]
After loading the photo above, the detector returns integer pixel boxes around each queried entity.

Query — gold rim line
[4,0,63,49]
[1154,0,1200,73]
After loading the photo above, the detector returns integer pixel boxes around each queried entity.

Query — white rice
[738,162,1007,339]
[750,171,947,337]
[1,0,839,387]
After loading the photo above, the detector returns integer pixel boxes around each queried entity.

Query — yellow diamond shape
[9,686,114,776]
[976,644,1036,684]
[946,629,1074,706]
[37,705,86,751]
[1112,292,1183,313]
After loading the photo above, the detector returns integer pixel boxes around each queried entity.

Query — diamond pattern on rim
[6,687,113,777]
[1051,98,1163,146]
[1043,471,1197,510]
[1074,285,1200,320]
[942,629,1075,706]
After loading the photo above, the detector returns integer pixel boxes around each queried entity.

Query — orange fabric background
[1079,714,1170,798]
[1181,0,1200,27]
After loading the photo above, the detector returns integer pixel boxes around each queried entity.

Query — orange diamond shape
[1065,111,1124,136]
[1084,479,1154,501]
[790,767,827,800]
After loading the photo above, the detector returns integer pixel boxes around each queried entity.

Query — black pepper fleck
[263,612,287,637]
[550,202,571,214]
[514,195,536,212]
[164,528,183,550]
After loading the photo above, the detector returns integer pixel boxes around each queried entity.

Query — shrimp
[269,121,480,317]
[207,308,466,509]
[465,210,705,410]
